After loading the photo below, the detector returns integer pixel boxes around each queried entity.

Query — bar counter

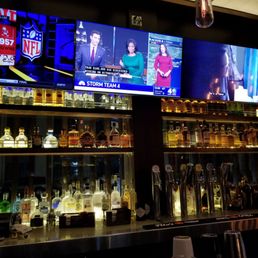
[1,212,258,258]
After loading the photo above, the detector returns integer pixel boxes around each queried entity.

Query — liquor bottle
[44,89,54,106]
[32,126,42,148]
[80,125,95,148]
[120,119,131,147]
[24,88,34,106]
[202,121,210,147]
[43,129,58,148]
[58,129,68,148]
[122,183,131,209]
[73,180,84,212]
[194,121,203,147]
[39,192,50,224]
[55,90,64,107]
[109,121,120,147]
[0,127,15,148]
[167,122,177,147]
[120,94,130,110]
[92,179,105,221]
[111,175,121,209]
[209,123,216,147]
[2,86,13,104]
[214,123,222,147]
[99,94,110,109]
[13,87,24,105]
[68,125,80,148]
[30,192,39,215]
[61,185,76,214]
[33,88,43,106]
[102,181,111,219]
[51,189,62,217]
[12,193,21,213]
[108,93,116,110]
[115,94,123,110]
[84,92,95,109]
[64,90,74,107]
[0,192,11,213]
[82,180,93,212]
[15,127,28,148]
[20,187,31,224]
[220,124,228,147]
[73,91,84,108]
[96,130,108,148]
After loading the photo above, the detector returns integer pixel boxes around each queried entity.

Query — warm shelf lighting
[195,0,214,28]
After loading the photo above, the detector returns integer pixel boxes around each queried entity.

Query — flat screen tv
[74,20,183,97]
[181,38,258,103]
[0,7,75,89]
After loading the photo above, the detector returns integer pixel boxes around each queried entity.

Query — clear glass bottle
[0,127,15,148]
[51,189,62,216]
[82,180,93,212]
[73,91,84,108]
[102,181,111,220]
[13,87,24,105]
[84,92,95,108]
[12,193,21,213]
[92,179,105,221]
[24,88,34,105]
[21,187,31,225]
[43,129,58,148]
[111,175,121,209]
[15,127,28,148]
[74,180,84,212]
[39,192,50,224]
[61,185,76,214]
[64,90,74,107]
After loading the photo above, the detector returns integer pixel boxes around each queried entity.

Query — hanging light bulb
[195,0,214,28]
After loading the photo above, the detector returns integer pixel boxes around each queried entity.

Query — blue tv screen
[181,38,258,103]
[0,7,75,89]
[74,20,183,97]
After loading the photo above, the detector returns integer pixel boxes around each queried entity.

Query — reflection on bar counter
[0,86,132,110]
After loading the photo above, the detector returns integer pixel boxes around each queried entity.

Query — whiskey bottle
[33,88,43,106]
[55,90,64,107]
[109,121,120,147]
[43,129,58,148]
[32,126,42,148]
[167,122,177,147]
[15,127,28,148]
[68,125,80,148]
[0,127,15,148]
[21,187,31,224]
[58,129,68,148]
[80,125,95,148]
[120,119,131,147]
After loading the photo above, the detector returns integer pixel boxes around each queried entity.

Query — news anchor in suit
[76,30,106,71]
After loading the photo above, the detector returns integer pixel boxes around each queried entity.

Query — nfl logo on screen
[21,25,43,61]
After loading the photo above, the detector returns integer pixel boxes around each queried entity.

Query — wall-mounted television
[0,7,75,89]
[74,20,183,97]
[181,38,258,103]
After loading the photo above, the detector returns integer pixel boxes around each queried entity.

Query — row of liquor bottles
[161,98,258,117]
[0,176,137,225]
[0,86,132,110]
[0,119,132,149]
[152,163,255,220]
[163,120,258,148]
